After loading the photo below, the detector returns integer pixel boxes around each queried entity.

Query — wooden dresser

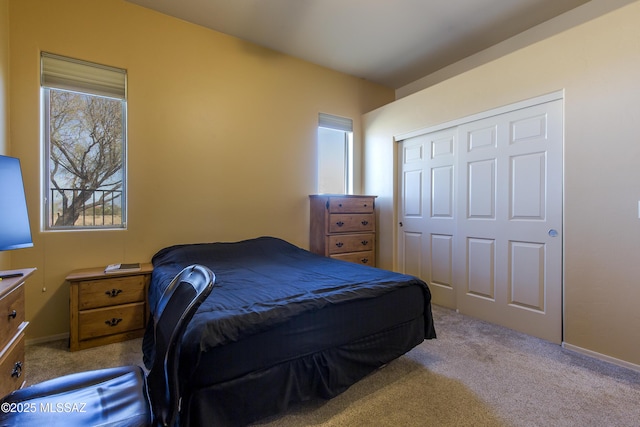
[66,263,152,351]
[0,268,36,397]
[309,194,377,267]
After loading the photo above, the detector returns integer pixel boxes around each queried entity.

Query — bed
[143,236,436,426]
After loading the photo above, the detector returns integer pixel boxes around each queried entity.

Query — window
[317,113,353,194]
[41,53,127,230]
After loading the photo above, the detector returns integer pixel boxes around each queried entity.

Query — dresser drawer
[0,332,26,398]
[328,197,375,213]
[331,251,375,267]
[78,302,145,340]
[79,275,146,310]
[328,233,375,254]
[0,285,25,350]
[328,213,375,233]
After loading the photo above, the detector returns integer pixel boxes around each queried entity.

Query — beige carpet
[26,306,640,426]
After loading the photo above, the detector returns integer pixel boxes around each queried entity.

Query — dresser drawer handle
[361,258,369,264]
[105,289,123,298]
[8,310,17,320]
[361,220,369,226]
[336,221,344,227]
[105,318,123,327]
[335,242,344,248]
[361,240,369,246]
[11,361,22,378]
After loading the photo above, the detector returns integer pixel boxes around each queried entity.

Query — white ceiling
[126,0,591,89]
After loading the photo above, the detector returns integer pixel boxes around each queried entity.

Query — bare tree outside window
[48,91,125,227]
[41,52,127,230]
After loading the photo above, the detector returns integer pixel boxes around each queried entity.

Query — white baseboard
[25,333,69,347]
[563,342,640,373]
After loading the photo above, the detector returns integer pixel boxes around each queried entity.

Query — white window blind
[318,113,353,132]
[41,52,126,100]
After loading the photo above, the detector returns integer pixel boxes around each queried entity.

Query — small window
[317,113,353,194]
[41,53,127,230]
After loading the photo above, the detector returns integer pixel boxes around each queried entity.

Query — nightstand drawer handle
[361,220,369,226]
[361,258,369,264]
[105,318,123,327]
[336,221,344,227]
[105,289,123,298]
[8,310,17,320]
[361,240,369,246]
[335,242,344,248]
[11,361,22,378]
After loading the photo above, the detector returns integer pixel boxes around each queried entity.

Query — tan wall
[363,1,640,365]
[0,0,9,270]
[8,0,394,340]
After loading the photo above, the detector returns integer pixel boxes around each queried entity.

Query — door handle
[548,229,558,237]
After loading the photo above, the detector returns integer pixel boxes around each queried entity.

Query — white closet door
[397,97,563,343]
[398,128,457,308]
[456,99,563,343]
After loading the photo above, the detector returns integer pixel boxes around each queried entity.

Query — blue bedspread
[147,237,435,355]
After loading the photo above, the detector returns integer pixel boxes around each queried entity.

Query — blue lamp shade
[0,155,33,251]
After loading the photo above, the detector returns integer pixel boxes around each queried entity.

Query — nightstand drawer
[328,213,375,233]
[328,197,375,213]
[328,233,375,254]
[0,285,24,348]
[0,332,26,398]
[79,275,146,310]
[331,251,375,266]
[78,302,145,340]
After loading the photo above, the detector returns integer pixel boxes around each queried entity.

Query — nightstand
[0,268,36,396]
[66,263,153,351]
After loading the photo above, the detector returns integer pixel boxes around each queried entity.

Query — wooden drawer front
[328,233,375,254]
[78,302,145,340]
[0,285,25,349]
[331,251,375,267]
[0,333,25,397]
[329,213,375,233]
[79,275,146,310]
[328,197,374,213]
